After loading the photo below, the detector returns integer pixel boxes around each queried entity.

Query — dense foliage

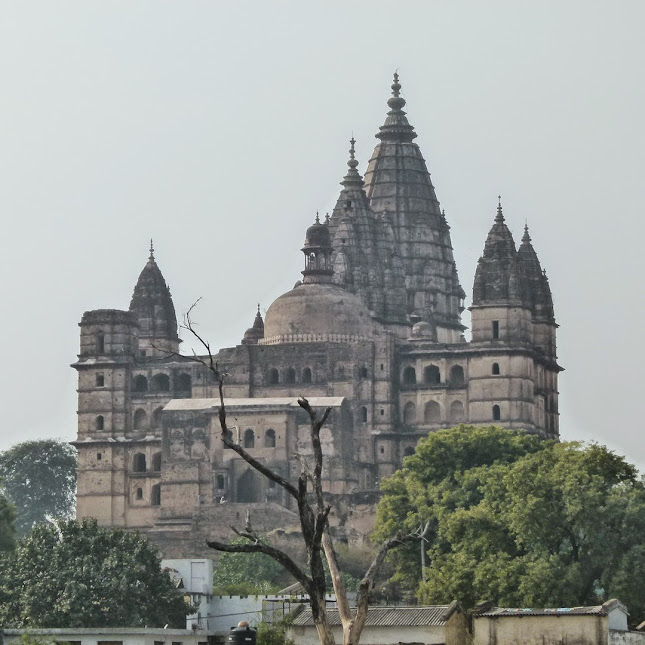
[0,484,16,552]
[375,426,645,625]
[213,537,288,594]
[0,519,191,627]
[0,439,77,535]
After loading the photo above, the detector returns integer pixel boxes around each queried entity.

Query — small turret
[301,214,334,284]
[518,224,558,357]
[471,199,531,343]
[129,241,180,356]
[241,305,265,345]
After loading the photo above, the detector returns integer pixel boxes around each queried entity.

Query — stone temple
[73,74,561,556]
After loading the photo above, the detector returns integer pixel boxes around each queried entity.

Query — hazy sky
[0,1,643,469]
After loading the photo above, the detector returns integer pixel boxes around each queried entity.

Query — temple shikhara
[73,74,561,556]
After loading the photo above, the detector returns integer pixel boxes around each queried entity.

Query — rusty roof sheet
[477,606,606,618]
[292,606,453,627]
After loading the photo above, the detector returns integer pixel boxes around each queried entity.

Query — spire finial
[378,72,416,142]
[341,136,363,187]
[495,196,505,223]
[324,212,330,225]
[149,239,155,260]
[315,211,320,224]
[257,302,261,314]
[522,221,531,244]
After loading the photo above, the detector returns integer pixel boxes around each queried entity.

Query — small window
[359,366,368,379]
[141,350,147,357]
[151,373,170,392]
[96,452,102,461]
[302,367,312,384]
[96,374,105,387]
[450,365,465,386]
[492,362,500,375]
[268,368,280,385]
[285,368,296,384]
[152,407,163,428]
[96,415,104,430]
[403,401,416,424]
[403,446,415,457]
[244,428,255,449]
[424,365,440,385]
[380,408,384,416]
[133,408,147,430]
[133,375,148,393]
[380,364,384,371]
[135,487,143,500]
[360,406,368,422]
[493,405,501,421]
[96,332,105,354]
[265,428,276,448]
[154,641,164,645]
[151,484,161,506]
[151,453,162,471]
[177,373,192,391]
[216,474,225,489]
[133,453,147,473]
[402,366,417,385]
[379,446,385,454]
[492,320,500,339]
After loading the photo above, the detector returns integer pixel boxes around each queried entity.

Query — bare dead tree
[180,304,428,645]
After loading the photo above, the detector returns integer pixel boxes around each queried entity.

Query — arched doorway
[237,469,261,503]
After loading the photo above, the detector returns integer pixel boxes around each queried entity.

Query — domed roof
[304,218,331,249]
[262,282,373,344]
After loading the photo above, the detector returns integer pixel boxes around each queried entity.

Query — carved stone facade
[73,75,562,556]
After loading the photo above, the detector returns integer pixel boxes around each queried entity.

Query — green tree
[0,439,77,535]
[0,484,16,551]
[0,518,191,628]
[214,537,287,594]
[376,427,645,625]
[256,617,295,645]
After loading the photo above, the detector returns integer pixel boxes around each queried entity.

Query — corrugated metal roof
[292,606,452,627]
[477,606,606,618]
[164,397,346,411]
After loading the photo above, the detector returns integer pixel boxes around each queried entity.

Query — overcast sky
[0,1,643,470]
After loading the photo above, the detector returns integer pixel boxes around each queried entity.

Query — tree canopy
[0,485,16,552]
[0,439,77,535]
[0,518,191,628]
[375,426,645,625]
[213,537,288,594]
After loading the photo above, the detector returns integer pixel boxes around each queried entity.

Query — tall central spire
[362,73,465,341]
[376,72,418,143]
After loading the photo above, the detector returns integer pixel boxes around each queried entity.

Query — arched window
[265,429,276,448]
[285,368,296,384]
[360,406,368,423]
[268,368,279,385]
[450,400,465,423]
[151,484,161,506]
[177,373,192,391]
[96,332,105,354]
[237,470,260,503]
[244,429,255,449]
[302,367,312,384]
[95,415,104,430]
[403,401,416,424]
[133,408,147,430]
[133,453,147,473]
[492,363,500,375]
[135,487,143,500]
[152,407,163,428]
[449,365,465,386]
[493,405,501,421]
[403,446,415,457]
[424,365,441,385]
[424,400,441,423]
[151,373,170,392]
[151,453,162,471]
[402,366,417,385]
[133,375,148,393]
[359,366,368,379]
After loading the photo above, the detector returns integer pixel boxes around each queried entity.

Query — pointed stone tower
[471,199,532,344]
[363,73,465,341]
[129,241,180,356]
[518,224,557,357]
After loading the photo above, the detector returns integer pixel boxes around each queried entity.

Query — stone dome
[304,220,331,248]
[262,282,374,344]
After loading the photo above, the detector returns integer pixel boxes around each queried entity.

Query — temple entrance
[237,469,262,503]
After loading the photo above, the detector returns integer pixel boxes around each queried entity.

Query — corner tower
[363,73,465,341]
[129,242,180,357]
